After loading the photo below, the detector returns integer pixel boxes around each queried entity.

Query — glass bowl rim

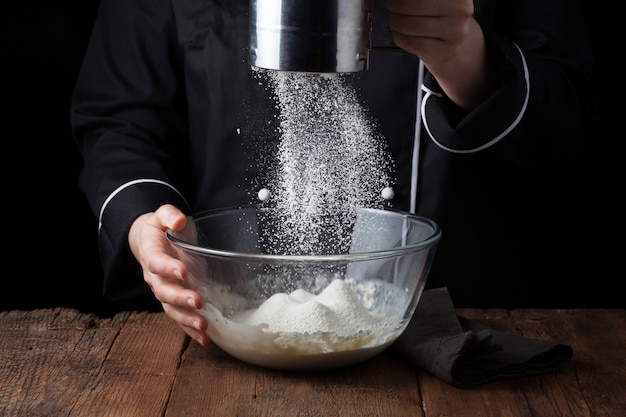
[166,205,442,262]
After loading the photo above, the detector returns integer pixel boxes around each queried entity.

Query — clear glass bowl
[166,205,441,370]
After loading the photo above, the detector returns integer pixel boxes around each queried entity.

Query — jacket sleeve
[421,0,598,174]
[71,0,191,304]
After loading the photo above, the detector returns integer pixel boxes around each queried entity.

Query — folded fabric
[391,287,573,387]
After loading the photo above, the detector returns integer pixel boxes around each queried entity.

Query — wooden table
[1,308,624,417]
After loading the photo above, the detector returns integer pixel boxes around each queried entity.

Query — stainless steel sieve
[249,0,372,73]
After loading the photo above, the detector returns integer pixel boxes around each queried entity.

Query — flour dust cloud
[260,70,395,256]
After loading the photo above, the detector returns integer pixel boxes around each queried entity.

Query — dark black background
[3,2,622,314]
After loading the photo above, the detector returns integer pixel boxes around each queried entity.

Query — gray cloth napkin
[391,287,573,387]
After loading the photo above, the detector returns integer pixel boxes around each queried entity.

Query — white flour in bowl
[235,279,392,335]
[197,277,408,370]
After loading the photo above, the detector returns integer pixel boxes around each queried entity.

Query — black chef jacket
[71,0,597,308]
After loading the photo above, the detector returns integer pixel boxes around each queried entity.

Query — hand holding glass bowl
[166,205,441,371]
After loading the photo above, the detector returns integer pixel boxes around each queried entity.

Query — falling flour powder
[260,70,395,256]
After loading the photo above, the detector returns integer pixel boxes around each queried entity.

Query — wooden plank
[69,311,187,417]
[545,309,626,417]
[480,309,626,417]
[167,341,424,417]
[418,372,535,416]
[0,308,128,417]
[2,308,624,417]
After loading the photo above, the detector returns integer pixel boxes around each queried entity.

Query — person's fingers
[382,0,471,17]
[154,204,187,231]
[380,0,473,63]
[143,263,202,305]
[131,204,211,346]
[162,302,210,345]
[385,14,469,41]
[179,323,211,346]
[144,245,189,282]
[130,207,191,289]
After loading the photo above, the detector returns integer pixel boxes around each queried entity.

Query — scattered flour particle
[258,188,271,202]
[381,187,394,200]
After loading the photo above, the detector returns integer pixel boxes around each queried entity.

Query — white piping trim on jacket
[97,179,187,234]
[410,61,425,214]
[422,42,529,154]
